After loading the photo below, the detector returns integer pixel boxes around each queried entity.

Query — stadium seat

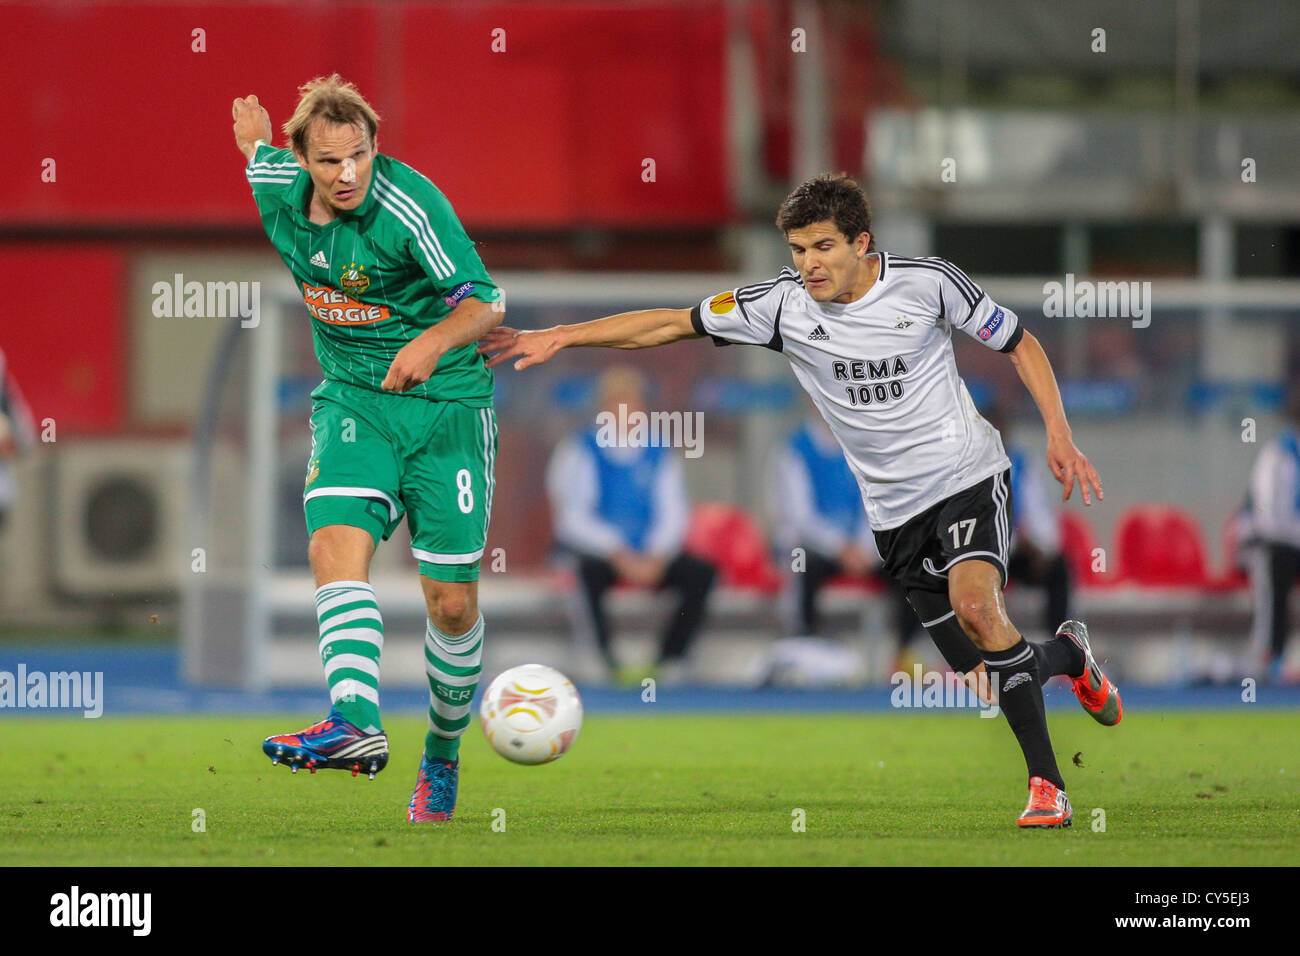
[684,502,783,594]
[1113,505,1211,587]
[1058,511,1116,588]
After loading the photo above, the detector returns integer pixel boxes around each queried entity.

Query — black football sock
[1030,637,1085,679]
[984,638,1065,791]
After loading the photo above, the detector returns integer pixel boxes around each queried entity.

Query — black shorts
[872,470,1013,596]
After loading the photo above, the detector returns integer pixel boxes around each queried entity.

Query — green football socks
[423,614,484,761]
[315,580,384,734]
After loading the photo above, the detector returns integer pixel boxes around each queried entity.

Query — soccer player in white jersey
[479,174,1120,828]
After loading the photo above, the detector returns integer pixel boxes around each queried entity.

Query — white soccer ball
[479,664,583,765]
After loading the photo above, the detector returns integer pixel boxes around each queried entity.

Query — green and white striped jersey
[245,143,498,405]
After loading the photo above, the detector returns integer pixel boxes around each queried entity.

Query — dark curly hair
[775,173,875,251]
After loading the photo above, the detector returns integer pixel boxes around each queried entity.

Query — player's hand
[476,326,565,370]
[637,555,668,586]
[1046,431,1103,506]
[382,337,443,393]
[232,94,273,160]
[612,551,666,587]
[838,544,873,578]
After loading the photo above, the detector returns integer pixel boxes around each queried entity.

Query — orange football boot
[1017,775,1073,828]
[1056,620,1122,726]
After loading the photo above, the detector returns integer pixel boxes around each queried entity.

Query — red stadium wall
[5,1,730,229]
[2,244,127,434]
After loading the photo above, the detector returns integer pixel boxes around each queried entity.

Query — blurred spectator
[546,366,715,683]
[0,348,38,536]
[983,407,1073,634]
[1243,388,1300,682]
[765,413,922,676]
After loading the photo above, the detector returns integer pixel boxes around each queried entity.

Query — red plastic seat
[1058,511,1116,587]
[684,502,783,594]
[1114,505,1211,587]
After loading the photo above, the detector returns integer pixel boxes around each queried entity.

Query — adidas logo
[1002,672,1032,692]
[310,251,329,268]
[808,324,830,341]
[895,317,913,329]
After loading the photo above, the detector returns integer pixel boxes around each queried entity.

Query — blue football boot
[407,755,459,822]
[262,709,389,778]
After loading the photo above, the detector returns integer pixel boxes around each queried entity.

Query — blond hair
[282,74,380,155]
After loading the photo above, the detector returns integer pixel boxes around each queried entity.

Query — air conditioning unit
[51,441,189,597]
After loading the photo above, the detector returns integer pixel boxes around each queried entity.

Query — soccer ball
[479,664,583,765]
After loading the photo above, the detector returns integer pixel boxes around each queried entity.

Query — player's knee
[953,594,1001,644]
[306,531,331,568]
[425,585,476,634]
[577,556,616,590]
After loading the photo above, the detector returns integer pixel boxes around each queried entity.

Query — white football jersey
[691,252,1023,530]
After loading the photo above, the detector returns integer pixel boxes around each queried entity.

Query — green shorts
[302,379,497,582]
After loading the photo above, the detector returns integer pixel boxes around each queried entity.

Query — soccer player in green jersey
[233,75,502,821]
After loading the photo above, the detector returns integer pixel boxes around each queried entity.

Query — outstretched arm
[1007,330,1103,505]
[477,308,699,370]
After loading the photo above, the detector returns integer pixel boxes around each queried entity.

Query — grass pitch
[1,710,1296,866]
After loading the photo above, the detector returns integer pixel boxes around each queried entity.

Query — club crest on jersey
[709,292,736,314]
[977,306,1004,340]
[339,262,370,295]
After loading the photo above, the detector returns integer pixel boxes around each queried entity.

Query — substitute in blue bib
[547,367,716,684]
